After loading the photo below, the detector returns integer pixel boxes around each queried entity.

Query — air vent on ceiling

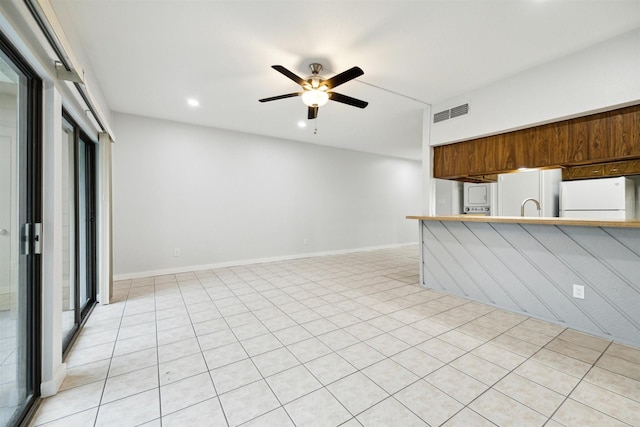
[433,103,470,124]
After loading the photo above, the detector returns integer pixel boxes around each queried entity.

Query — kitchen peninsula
[407,215,640,347]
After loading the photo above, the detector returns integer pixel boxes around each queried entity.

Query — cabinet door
[495,132,519,172]
[588,111,613,161]
[544,121,575,165]
[433,145,447,178]
[467,137,498,175]
[433,143,462,178]
[603,159,640,176]
[562,164,604,180]
[465,138,482,175]
[568,117,590,165]
[456,141,471,177]
[610,105,640,159]
[532,124,552,167]
[513,128,536,168]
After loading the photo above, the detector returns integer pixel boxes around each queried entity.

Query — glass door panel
[77,139,90,312]
[62,114,97,355]
[0,37,39,427]
[80,137,96,317]
[61,119,75,345]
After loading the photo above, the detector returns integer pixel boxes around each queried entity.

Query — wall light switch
[174,248,181,257]
[573,284,585,299]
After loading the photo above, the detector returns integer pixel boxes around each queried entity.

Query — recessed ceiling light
[187,98,200,107]
[297,121,307,128]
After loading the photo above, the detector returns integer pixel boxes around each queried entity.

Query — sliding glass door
[76,134,97,320]
[0,33,41,427]
[61,118,75,344]
[62,114,97,354]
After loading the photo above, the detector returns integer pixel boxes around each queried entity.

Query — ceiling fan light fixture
[301,89,329,107]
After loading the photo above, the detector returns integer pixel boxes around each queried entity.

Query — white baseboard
[113,242,418,281]
[41,363,66,397]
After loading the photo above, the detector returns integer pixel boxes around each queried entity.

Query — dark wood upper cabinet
[587,111,611,161]
[474,137,498,175]
[610,105,640,159]
[567,116,590,164]
[531,126,550,167]
[433,104,640,180]
[502,130,524,171]
[433,142,462,178]
[545,120,574,165]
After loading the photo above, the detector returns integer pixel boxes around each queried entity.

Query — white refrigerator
[559,177,636,219]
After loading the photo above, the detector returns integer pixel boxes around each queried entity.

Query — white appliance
[498,169,562,217]
[463,182,496,215]
[435,179,462,215]
[560,177,635,219]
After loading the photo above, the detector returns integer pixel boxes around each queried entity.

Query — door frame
[61,110,98,356]
[0,29,42,427]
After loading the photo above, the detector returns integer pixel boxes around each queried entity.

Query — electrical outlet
[174,248,181,257]
[573,284,585,299]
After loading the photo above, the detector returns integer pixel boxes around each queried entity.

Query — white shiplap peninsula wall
[416,218,640,347]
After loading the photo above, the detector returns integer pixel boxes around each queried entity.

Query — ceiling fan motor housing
[305,64,326,90]
[309,63,323,75]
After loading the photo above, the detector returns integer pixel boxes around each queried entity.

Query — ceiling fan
[259,63,368,120]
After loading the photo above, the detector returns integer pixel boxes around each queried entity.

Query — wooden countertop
[406,215,640,228]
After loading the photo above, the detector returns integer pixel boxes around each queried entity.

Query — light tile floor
[0,312,19,426]
[30,246,640,426]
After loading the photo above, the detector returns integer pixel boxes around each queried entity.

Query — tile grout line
[227,268,364,426]
[154,276,166,427]
[188,273,233,427]
[34,247,640,427]
[211,257,409,425]
[543,339,634,427]
[92,279,132,427]
[200,270,296,427]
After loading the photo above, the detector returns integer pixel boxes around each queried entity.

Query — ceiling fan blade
[259,92,302,102]
[272,65,306,87]
[308,106,318,120]
[328,92,368,108]
[323,66,364,89]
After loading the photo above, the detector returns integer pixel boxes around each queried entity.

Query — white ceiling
[53,0,640,160]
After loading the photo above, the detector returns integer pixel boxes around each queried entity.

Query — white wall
[430,28,640,146]
[112,113,421,278]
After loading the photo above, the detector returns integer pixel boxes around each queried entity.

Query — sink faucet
[521,198,541,217]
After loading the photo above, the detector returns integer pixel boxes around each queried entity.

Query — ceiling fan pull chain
[314,116,318,134]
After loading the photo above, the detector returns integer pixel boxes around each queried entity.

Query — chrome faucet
[521,198,541,217]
